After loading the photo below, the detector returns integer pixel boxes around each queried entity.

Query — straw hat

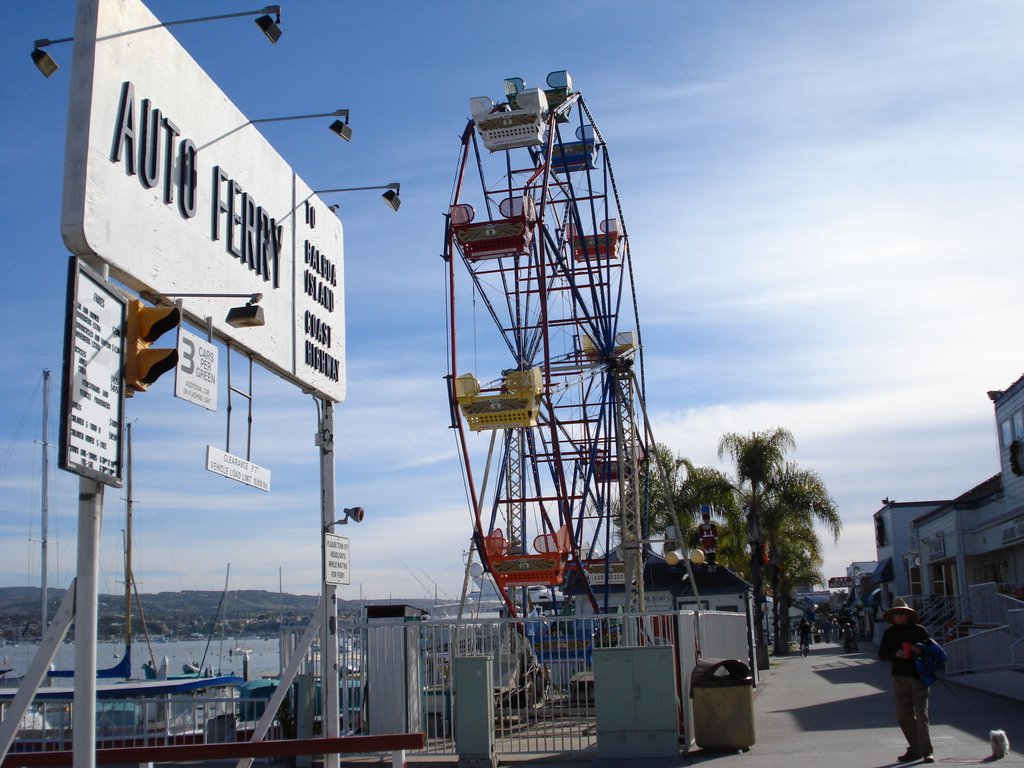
[882,596,919,624]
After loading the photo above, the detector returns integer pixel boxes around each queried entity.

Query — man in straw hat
[878,597,934,763]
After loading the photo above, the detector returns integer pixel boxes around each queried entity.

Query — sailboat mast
[124,422,133,650]
[40,369,50,633]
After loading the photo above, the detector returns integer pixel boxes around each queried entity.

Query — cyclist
[798,618,812,656]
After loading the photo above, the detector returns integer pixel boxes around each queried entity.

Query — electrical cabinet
[593,646,680,760]
[454,656,496,767]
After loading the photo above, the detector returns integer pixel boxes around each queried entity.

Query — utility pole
[40,369,50,632]
[317,398,340,768]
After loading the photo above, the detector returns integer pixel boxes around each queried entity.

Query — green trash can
[690,658,755,751]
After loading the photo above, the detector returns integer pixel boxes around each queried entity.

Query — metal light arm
[156,292,262,304]
[34,6,280,48]
[252,109,349,124]
[33,37,73,49]
[315,183,400,194]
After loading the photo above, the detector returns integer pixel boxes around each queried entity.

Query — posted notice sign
[205,446,270,492]
[59,258,125,486]
[175,329,218,411]
[325,533,351,586]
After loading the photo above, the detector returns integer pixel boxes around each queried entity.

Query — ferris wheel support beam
[534,182,601,612]
[628,367,702,616]
[446,125,505,612]
[534,110,575,539]
[612,365,645,635]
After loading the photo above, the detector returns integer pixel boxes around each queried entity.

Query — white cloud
[3,1,1022,603]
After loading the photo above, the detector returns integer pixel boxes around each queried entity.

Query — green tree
[642,445,739,566]
[718,427,796,655]
[763,463,841,654]
[772,515,825,649]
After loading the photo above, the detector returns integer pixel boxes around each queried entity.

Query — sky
[1,1,1022,604]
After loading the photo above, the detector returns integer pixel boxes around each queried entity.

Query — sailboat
[46,415,145,680]
[0,381,244,759]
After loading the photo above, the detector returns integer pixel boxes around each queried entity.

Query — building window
[1014,410,1024,440]
[932,562,957,597]
[1001,418,1014,447]
[972,561,1008,586]
[875,517,886,547]
[908,565,922,596]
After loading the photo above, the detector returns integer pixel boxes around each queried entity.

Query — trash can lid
[691,658,753,688]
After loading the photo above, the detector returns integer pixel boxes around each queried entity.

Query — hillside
[0,586,341,641]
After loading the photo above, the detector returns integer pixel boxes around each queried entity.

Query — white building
[870,374,1024,696]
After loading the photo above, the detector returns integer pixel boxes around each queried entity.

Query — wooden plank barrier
[0,733,425,767]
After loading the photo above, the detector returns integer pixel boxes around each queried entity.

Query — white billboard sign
[206,446,271,492]
[59,259,126,486]
[61,0,344,402]
[325,533,351,586]
[175,329,218,411]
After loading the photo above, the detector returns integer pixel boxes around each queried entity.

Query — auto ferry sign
[61,0,345,402]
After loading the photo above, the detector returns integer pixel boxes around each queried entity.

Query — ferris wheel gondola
[444,71,650,618]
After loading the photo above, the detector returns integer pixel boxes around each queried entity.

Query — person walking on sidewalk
[878,597,934,764]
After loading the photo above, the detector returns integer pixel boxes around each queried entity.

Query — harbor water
[0,636,282,684]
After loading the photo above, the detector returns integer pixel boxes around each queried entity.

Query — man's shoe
[922,755,934,764]
[897,752,922,763]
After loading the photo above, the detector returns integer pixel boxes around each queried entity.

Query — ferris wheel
[444,71,649,618]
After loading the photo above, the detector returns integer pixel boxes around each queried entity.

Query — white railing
[5,609,753,761]
[5,693,251,755]
[903,594,971,640]
[943,625,1020,675]
[968,582,1024,627]
[334,608,750,758]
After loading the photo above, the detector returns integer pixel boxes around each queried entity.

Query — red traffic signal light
[124,299,180,396]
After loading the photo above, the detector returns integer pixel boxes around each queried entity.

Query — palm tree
[643,444,688,540]
[675,460,744,569]
[762,465,841,653]
[772,514,826,650]
[640,445,739,564]
[718,428,795,657]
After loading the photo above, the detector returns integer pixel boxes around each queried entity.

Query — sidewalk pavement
[401,639,1023,768]
[685,639,1023,768]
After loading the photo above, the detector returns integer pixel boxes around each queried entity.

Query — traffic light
[124,299,180,397]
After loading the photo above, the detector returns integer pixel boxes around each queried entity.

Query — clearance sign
[61,0,344,402]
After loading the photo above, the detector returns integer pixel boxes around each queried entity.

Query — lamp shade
[328,119,352,141]
[31,48,59,77]
[255,14,282,44]
[382,189,401,211]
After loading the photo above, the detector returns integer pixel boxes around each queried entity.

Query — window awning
[862,588,881,608]
[871,557,893,584]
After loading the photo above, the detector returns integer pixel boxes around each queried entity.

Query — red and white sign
[828,576,855,588]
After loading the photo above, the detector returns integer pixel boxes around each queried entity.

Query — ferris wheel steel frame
[444,83,649,618]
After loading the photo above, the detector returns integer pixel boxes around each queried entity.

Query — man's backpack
[914,638,948,686]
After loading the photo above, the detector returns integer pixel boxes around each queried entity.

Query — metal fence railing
[944,625,1019,675]
[904,594,971,640]
[4,693,251,755]
[4,609,753,760]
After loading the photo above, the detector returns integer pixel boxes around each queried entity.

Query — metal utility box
[365,604,426,735]
[593,646,680,760]
[690,658,755,751]
[454,656,497,768]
